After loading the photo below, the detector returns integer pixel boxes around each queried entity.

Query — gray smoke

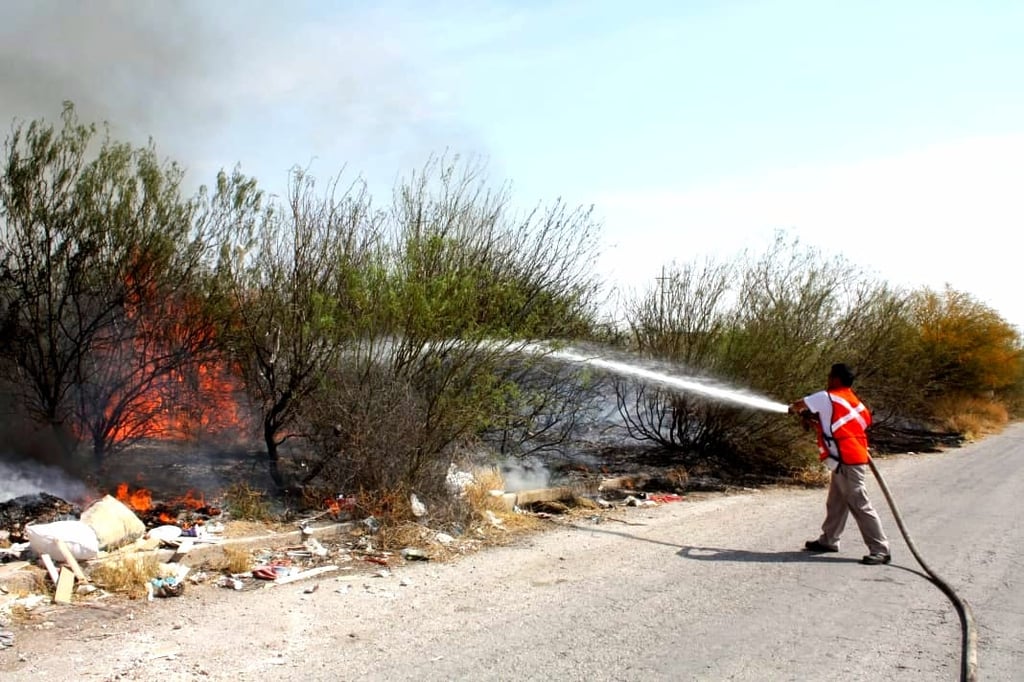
[0,1,486,192]
[0,2,225,148]
[0,459,91,504]
[501,457,552,492]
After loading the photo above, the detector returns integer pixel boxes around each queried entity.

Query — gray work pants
[818,463,890,555]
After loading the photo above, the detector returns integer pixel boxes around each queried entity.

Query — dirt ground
[3,426,1022,680]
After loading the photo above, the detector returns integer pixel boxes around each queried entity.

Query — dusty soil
[2,425,1023,681]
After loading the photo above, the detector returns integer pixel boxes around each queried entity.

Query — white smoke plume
[0,458,91,504]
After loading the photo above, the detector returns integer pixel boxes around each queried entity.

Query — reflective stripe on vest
[822,388,872,465]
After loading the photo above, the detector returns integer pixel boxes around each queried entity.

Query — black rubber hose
[868,457,978,682]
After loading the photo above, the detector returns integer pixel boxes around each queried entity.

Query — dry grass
[934,395,1009,441]
[377,521,434,551]
[218,545,253,574]
[790,465,830,488]
[6,603,32,623]
[373,521,469,562]
[461,466,546,539]
[90,554,160,598]
[462,466,507,516]
[221,519,292,538]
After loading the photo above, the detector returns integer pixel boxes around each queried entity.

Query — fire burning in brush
[81,262,254,453]
[113,482,221,527]
[321,494,357,518]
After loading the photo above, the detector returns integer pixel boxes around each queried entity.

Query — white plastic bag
[147,525,182,543]
[25,520,100,561]
[80,495,146,550]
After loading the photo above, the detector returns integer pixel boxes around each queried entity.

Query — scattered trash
[218,576,243,590]
[147,525,183,543]
[252,566,283,581]
[400,548,429,562]
[0,542,30,561]
[80,495,146,550]
[435,532,454,545]
[149,575,185,598]
[410,494,427,518]
[304,537,328,557]
[485,511,505,528]
[0,493,81,544]
[646,493,684,503]
[25,520,100,561]
[0,630,13,649]
[188,571,209,585]
[445,464,475,495]
[271,565,339,586]
[362,516,381,534]
[303,584,319,594]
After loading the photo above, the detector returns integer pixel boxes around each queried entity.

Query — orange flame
[179,490,207,510]
[115,483,153,512]
[100,269,251,444]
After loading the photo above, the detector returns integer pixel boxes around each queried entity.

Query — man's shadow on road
[562,522,927,578]
[564,521,858,563]
[679,545,861,564]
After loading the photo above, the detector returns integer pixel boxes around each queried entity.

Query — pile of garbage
[1,492,216,612]
[0,475,693,654]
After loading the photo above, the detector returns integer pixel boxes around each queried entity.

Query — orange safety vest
[815,387,872,465]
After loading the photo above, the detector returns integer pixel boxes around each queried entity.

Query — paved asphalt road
[3,423,1022,681]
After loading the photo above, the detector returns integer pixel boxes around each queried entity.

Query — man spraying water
[788,363,892,566]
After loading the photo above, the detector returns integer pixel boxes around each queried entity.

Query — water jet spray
[519,343,788,413]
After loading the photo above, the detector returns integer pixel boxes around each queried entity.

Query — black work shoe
[861,553,892,565]
[803,540,839,553]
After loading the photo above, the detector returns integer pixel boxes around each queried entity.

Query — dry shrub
[356,487,413,524]
[664,466,689,489]
[224,481,272,521]
[790,465,829,488]
[933,395,1009,440]
[91,554,160,598]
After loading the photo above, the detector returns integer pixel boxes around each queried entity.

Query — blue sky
[3,0,1023,327]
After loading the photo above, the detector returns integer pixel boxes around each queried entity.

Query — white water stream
[522,343,789,414]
